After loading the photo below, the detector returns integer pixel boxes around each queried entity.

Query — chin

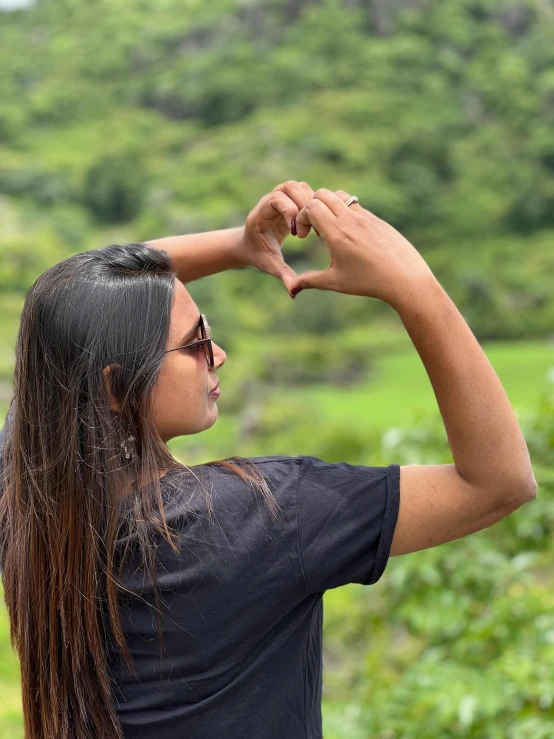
[201,408,218,431]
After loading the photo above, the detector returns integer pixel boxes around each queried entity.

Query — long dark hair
[0,243,282,739]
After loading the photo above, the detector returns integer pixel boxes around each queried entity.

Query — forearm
[145,227,249,283]
[390,277,537,500]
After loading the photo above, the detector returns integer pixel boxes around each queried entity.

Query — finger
[289,267,336,296]
[312,187,358,217]
[273,180,314,237]
[273,180,313,210]
[257,191,300,230]
[249,243,299,291]
[298,180,315,201]
[296,182,316,237]
[295,198,336,238]
[334,189,364,213]
[267,260,300,293]
[279,263,300,294]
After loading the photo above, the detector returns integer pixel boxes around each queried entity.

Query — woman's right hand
[289,188,437,307]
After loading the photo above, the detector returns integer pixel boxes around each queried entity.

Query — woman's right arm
[387,274,537,555]
[292,188,537,557]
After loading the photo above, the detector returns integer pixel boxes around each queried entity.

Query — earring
[119,432,136,460]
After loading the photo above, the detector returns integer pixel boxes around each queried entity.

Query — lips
[209,382,219,395]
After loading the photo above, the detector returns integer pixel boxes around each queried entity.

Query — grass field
[274,338,554,431]
[1,337,552,736]
[173,338,554,458]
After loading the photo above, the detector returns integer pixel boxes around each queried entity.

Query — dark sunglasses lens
[207,341,214,368]
[199,317,213,368]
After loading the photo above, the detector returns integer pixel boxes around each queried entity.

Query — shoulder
[244,455,303,467]
[204,455,306,484]
[159,456,304,508]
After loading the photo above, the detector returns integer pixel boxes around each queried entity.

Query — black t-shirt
[107,456,400,739]
[1,406,400,738]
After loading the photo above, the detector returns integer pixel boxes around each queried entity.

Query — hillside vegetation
[1,1,553,736]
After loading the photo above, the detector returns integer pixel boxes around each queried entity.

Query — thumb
[279,264,299,294]
[288,268,333,298]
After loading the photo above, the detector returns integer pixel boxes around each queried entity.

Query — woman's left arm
[145,227,248,284]
[145,180,314,293]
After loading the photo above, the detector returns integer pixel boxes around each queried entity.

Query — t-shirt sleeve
[295,455,400,594]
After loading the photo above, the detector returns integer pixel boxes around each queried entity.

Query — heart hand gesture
[237,180,313,294]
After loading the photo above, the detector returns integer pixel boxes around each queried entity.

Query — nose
[213,341,226,369]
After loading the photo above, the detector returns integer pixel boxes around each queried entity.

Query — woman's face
[151,280,226,443]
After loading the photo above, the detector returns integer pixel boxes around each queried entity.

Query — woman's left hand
[237,180,314,294]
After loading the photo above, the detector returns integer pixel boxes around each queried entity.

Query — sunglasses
[163,314,214,369]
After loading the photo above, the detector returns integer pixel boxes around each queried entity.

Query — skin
[151,279,226,444]
[103,279,226,478]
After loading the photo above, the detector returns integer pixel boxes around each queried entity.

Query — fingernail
[291,216,297,236]
[290,288,300,298]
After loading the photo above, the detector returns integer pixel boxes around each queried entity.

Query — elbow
[525,477,539,501]
[507,474,538,506]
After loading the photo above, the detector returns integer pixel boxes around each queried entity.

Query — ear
[102,364,121,413]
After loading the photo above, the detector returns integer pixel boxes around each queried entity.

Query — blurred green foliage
[1,0,554,736]
[1,0,554,340]
[319,391,554,738]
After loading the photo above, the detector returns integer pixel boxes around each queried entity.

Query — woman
[0,181,536,739]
